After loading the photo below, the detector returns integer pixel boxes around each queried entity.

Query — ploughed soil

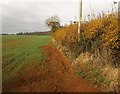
[3,45,101,92]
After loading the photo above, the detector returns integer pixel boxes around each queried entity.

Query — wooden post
[78,0,82,35]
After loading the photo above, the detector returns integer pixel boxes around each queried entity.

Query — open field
[2,35,100,92]
[2,35,51,84]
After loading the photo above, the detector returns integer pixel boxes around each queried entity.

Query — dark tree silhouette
[46,15,61,32]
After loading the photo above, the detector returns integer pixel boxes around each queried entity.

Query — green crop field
[2,35,51,83]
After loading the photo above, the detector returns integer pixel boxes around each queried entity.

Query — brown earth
[3,45,101,92]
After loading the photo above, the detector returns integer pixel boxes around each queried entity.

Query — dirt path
[3,45,100,92]
[40,45,100,92]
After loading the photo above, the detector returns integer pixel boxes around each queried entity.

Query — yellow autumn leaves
[53,24,78,45]
[53,13,119,49]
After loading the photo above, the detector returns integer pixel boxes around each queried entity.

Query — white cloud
[1,0,119,33]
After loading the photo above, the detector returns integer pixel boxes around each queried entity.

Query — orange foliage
[53,13,119,49]
[53,24,78,45]
[81,13,119,49]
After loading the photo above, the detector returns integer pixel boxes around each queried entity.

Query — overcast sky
[1,0,119,34]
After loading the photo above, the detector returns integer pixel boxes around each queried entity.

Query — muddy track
[3,45,100,92]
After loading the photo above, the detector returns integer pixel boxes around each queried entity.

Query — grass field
[2,35,51,83]
[2,35,100,92]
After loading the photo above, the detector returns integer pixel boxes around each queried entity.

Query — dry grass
[53,34,119,92]
[101,66,119,92]
[73,49,119,92]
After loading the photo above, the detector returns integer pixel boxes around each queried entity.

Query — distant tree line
[1,33,9,35]
[16,31,51,35]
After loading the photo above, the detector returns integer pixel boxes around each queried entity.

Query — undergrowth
[53,12,119,92]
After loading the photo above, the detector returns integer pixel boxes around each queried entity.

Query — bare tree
[46,15,61,32]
